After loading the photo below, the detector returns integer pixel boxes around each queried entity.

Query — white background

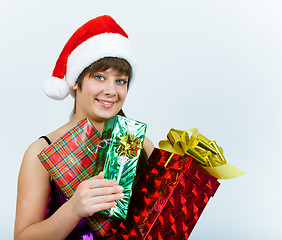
[1,0,282,239]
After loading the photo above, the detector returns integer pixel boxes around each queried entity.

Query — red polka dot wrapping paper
[105,148,220,240]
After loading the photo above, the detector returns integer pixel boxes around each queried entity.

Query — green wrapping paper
[99,115,147,220]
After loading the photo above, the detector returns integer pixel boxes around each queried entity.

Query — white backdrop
[1,0,282,239]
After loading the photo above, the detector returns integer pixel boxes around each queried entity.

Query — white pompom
[43,77,71,100]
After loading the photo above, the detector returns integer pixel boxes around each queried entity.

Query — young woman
[14,15,154,240]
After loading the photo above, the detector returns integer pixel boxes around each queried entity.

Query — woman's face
[73,67,128,123]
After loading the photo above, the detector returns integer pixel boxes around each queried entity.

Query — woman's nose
[104,80,117,96]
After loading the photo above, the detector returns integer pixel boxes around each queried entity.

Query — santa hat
[44,15,136,100]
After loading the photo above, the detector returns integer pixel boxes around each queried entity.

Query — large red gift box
[106,148,220,239]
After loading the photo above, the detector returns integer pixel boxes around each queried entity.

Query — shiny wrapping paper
[99,115,147,220]
[105,148,220,239]
[37,119,114,237]
[38,119,102,198]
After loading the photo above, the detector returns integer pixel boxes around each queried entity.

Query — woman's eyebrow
[114,73,128,77]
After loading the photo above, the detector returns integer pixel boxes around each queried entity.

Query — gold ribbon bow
[159,128,245,179]
[117,133,142,158]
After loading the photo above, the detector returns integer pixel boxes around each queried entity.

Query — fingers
[71,172,125,217]
[86,172,124,197]
[89,184,123,197]
[79,172,123,196]
[89,202,117,215]
[85,173,119,189]
[90,192,124,205]
[87,192,124,215]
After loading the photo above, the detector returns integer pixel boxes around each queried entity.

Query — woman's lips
[96,99,115,108]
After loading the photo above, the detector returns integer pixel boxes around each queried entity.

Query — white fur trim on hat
[66,33,136,87]
[43,77,70,100]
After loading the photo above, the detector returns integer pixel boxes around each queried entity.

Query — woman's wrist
[63,198,83,223]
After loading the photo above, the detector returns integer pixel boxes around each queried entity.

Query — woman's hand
[68,172,124,219]
[15,138,124,240]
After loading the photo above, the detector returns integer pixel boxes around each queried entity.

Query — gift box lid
[149,148,220,197]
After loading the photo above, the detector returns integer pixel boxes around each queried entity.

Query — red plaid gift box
[38,119,102,197]
[106,148,220,239]
[38,118,114,236]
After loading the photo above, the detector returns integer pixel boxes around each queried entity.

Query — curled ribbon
[117,133,142,158]
[159,128,245,179]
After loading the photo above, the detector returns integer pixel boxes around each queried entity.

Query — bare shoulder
[143,137,155,158]
[20,138,50,174]
[15,121,77,237]
[18,138,52,197]
[25,138,51,157]
[17,121,75,204]
[21,119,75,166]
[15,138,52,236]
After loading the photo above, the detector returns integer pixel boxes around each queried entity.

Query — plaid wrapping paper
[38,118,102,198]
[38,118,114,237]
[106,148,220,240]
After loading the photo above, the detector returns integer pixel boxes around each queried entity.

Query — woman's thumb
[93,171,104,179]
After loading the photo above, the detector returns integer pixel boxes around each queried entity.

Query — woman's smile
[73,67,128,123]
[96,99,116,108]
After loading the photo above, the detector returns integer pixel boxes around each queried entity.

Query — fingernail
[120,193,124,198]
[118,186,124,191]
[113,181,118,185]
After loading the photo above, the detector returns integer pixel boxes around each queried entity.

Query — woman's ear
[72,83,78,90]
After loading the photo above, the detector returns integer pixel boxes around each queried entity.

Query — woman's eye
[95,76,104,81]
[116,79,127,85]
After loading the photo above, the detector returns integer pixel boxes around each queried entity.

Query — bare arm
[15,139,123,240]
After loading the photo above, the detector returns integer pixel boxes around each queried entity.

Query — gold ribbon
[159,128,245,179]
[117,133,142,158]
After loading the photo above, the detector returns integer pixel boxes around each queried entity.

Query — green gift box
[98,115,147,220]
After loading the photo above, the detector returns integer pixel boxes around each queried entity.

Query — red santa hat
[44,15,136,100]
